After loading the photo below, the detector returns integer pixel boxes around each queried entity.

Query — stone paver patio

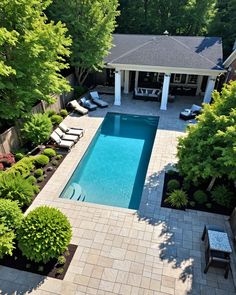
[0,95,235,295]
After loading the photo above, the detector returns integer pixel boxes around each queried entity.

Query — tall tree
[47,0,119,85]
[116,0,216,36]
[0,0,71,120]
[177,81,236,191]
[209,0,236,57]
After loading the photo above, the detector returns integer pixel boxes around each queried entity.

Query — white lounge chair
[59,122,84,138]
[67,100,88,115]
[55,128,79,142]
[50,132,75,150]
[80,97,97,111]
[90,91,108,108]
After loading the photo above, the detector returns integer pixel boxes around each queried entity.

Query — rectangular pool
[60,112,159,209]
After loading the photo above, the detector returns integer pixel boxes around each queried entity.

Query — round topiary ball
[193,190,208,204]
[0,198,23,230]
[17,206,72,263]
[34,155,49,167]
[167,179,180,192]
[34,168,44,178]
[50,115,63,126]
[43,148,56,158]
[59,109,68,118]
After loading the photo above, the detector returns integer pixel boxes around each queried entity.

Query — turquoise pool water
[60,113,159,209]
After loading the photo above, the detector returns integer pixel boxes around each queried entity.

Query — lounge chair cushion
[55,128,78,142]
[59,123,84,137]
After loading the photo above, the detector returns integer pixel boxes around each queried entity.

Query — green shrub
[42,148,56,158]
[17,206,72,263]
[33,185,40,194]
[0,173,35,207]
[182,179,191,191]
[211,185,234,208]
[55,154,63,160]
[21,114,53,146]
[33,155,49,167]
[0,199,23,230]
[46,110,56,117]
[7,157,35,178]
[165,189,188,208]
[193,190,208,204]
[37,175,44,183]
[15,153,25,161]
[60,109,68,118]
[57,255,66,265]
[74,85,87,97]
[34,168,44,178]
[50,115,63,126]
[52,160,58,166]
[167,179,180,192]
[27,175,37,184]
[56,267,64,275]
[0,224,15,259]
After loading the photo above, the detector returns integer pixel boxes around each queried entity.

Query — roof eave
[223,50,236,67]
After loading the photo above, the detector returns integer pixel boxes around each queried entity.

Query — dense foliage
[43,148,56,158]
[33,155,50,167]
[0,224,15,259]
[50,114,63,125]
[165,189,188,208]
[0,0,71,120]
[17,206,72,263]
[47,0,119,85]
[177,81,236,191]
[22,114,53,146]
[0,199,23,230]
[0,173,35,207]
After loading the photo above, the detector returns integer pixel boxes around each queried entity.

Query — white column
[124,70,130,94]
[196,75,203,96]
[160,73,171,110]
[114,69,121,106]
[135,71,139,89]
[203,76,216,103]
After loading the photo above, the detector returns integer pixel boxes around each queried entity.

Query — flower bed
[0,244,77,280]
[161,171,236,215]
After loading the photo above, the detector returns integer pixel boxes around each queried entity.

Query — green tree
[116,0,216,36]
[209,0,236,56]
[177,81,236,191]
[47,0,119,85]
[0,0,72,120]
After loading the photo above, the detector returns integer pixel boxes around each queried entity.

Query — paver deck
[1,94,235,295]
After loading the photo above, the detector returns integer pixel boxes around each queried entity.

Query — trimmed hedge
[33,155,49,167]
[50,115,63,125]
[43,148,56,158]
[34,168,44,178]
[17,206,72,263]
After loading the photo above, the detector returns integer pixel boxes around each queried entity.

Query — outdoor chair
[59,122,84,138]
[55,128,79,143]
[179,104,202,120]
[50,132,75,150]
[67,100,88,115]
[90,91,108,108]
[80,97,97,111]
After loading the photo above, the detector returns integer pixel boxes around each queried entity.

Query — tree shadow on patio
[0,267,46,295]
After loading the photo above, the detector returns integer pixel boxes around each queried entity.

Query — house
[96,34,225,110]
[223,42,236,82]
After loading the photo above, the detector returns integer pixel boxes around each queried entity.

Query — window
[173,74,182,83]
[188,75,198,84]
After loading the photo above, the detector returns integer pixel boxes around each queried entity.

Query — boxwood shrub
[0,199,23,230]
[0,224,15,259]
[43,148,56,158]
[50,115,63,126]
[193,190,208,204]
[17,206,72,263]
[34,155,49,167]
[167,179,180,192]
[59,109,68,118]
[34,168,44,178]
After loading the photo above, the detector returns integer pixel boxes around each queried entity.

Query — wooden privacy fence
[0,74,75,154]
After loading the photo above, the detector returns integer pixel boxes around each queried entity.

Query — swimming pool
[60,112,159,209]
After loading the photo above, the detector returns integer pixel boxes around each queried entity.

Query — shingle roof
[105,34,223,71]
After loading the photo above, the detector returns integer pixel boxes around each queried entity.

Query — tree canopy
[0,0,72,120]
[47,0,119,85]
[177,81,236,190]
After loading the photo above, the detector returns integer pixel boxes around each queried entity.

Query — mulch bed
[161,172,235,215]
[0,244,77,280]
